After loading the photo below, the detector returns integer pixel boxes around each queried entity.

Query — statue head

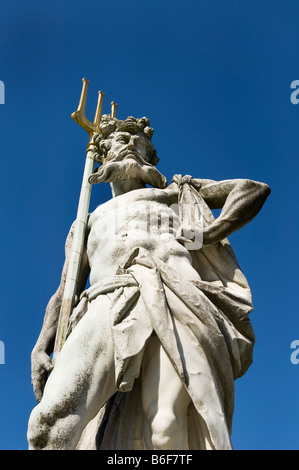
[89,115,167,189]
[92,115,159,166]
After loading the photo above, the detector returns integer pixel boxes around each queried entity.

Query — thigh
[142,335,190,420]
[41,294,117,425]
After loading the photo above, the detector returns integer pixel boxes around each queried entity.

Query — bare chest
[86,186,200,284]
[88,187,179,245]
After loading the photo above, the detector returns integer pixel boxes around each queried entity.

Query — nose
[127,135,137,149]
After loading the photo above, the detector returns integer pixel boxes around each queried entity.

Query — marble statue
[27,89,270,450]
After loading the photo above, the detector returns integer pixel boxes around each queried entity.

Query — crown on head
[71,78,158,165]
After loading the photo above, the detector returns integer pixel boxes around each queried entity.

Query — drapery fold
[74,175,255,450]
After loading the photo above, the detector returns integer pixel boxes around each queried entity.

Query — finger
[32,376,44,403]
[44,359,54,374]
[41,356,54,373]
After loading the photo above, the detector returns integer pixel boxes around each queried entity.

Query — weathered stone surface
[27,114,270,450]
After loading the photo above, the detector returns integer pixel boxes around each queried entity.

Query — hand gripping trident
[53,78,117,361]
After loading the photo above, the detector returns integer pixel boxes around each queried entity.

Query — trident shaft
[53,78,117,360]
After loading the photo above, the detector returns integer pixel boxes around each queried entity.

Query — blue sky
[0,0,298,450]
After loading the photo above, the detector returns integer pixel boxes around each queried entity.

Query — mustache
[88,152,167,189]
[104,149,152,166]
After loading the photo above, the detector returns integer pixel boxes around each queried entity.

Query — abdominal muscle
[86,193,201,285]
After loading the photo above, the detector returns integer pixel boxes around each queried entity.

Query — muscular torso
[87,184,201,285]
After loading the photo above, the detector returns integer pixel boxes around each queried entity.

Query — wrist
[202,227,215,246]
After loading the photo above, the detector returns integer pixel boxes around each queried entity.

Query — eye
[117,135,129,144]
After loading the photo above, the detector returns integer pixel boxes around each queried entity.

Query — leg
[27,295,117,450]
[141,335,191,450]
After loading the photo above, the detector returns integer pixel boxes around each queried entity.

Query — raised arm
[31,223,90,402]
[196,178,271,245]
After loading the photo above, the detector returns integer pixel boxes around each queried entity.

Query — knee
[27,400,83,450]
[27,404,54,450]
[150,410,178,450]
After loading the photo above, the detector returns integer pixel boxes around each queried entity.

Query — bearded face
[89,130,167,189]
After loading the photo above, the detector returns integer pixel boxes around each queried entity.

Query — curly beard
[88,151,167,189]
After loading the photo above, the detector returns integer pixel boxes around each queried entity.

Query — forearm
[202,179,271,245]
[33,289,63,355]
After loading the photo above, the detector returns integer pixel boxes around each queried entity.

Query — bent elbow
[257,181,271,201]
[241,179,271,199]
[263,182,271,196]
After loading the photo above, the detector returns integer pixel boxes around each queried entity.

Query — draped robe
[72,175,255,450]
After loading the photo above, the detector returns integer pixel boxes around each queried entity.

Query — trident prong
[71,78,105,135]
[111,101,118,118]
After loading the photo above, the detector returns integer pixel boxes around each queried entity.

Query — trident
[53,78,117,361]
